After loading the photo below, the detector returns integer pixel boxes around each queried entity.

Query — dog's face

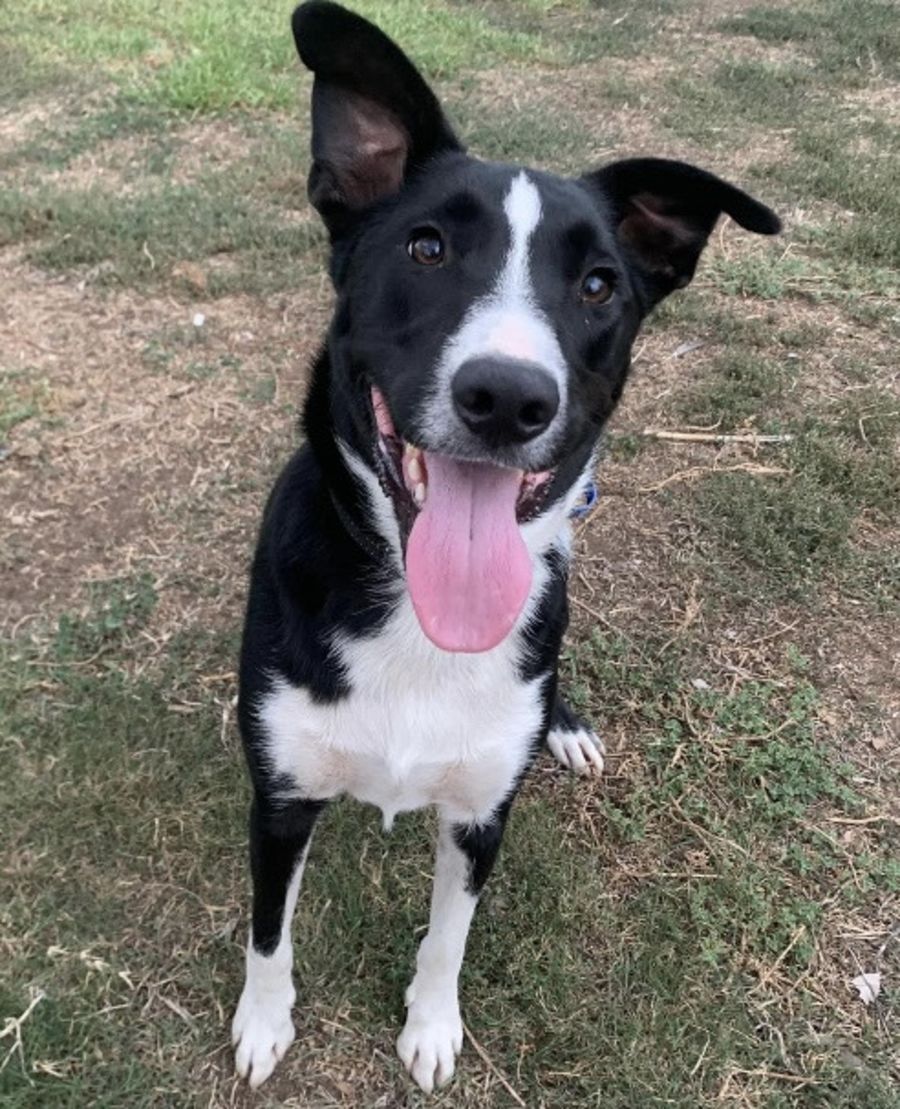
[333,159,641,475]
[293,2,780,653]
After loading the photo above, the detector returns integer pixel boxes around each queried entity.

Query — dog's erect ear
[584,158,781,304]
[292,2,462,234]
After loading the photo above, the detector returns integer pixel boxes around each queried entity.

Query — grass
[674,350,790,430]
[2,0,899,1106]
[3,596,897,1106]
[3,0,562,112]
[721,0,900,82]
[764,121,900,269]
[0,370,46,442]
[681,401,899,604]
[1,173,325,293]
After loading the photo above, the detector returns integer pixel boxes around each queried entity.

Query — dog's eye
[407,228,445,266]
[580,268,615,304]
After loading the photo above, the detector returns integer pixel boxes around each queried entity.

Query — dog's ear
[584,158,781,305]
[292,2,462,236]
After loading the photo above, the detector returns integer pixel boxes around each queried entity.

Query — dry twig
[642,427,794,446]
[463,1023,526,1107]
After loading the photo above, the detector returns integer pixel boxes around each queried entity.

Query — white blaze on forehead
[500,171,543,298]
[480,171,548,361]
[425,170,568,443]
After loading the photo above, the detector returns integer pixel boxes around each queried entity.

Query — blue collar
[569,479,598,520]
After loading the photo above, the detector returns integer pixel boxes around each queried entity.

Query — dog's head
[292,1,780,653]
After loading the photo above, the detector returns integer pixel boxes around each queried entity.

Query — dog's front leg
[232,795,326,1088]
[397,802,510,1093]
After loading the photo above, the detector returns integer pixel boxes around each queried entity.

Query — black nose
[452,357,560,447]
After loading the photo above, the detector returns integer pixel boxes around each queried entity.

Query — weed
[3,1,899,1105]
[0,370,46,440]
[54,574,158,661]
[675,351,788,430]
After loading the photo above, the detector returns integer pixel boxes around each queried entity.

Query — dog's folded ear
[584,158,781,304]
[292,2,462,236]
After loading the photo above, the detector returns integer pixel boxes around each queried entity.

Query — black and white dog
[232,1,780,1093]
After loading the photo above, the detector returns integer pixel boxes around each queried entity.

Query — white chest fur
[256,591,547,828]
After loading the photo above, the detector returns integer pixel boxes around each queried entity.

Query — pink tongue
[405,455,532,653]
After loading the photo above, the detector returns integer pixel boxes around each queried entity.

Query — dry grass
[2,2,898,1106]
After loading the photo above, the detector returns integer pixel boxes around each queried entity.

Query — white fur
[422,171,568,451]
[269,437,594,831]
[340,438,405,566]
[547,725,605,776]
[232,845,310,1088]
[251,555,559,1091]
[257,577,549,828]
[397,821,473,1092]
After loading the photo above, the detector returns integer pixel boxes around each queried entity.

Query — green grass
[684,405,900,604]
[454,102,597,173]
[722,0,900,82]
[0,370,46,441]
[0,178,325,293]
[3,596,896,1106]
[665,60,816,140]
[4,0,556,112]
[0,97,174,176]
[3,0,900,1105]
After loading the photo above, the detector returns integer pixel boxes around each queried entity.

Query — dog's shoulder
[240,445,394,710]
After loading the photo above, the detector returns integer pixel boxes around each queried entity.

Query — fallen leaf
[851,972,881,1005]
[673,340,705,358]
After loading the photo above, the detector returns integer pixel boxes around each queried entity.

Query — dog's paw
[547,725,606,776]
[232,983,296,1089]
[397,997,463,1095]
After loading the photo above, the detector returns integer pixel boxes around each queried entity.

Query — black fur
[249,796,327,955]
[233,3,780,1085]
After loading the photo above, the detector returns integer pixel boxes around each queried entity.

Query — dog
[231,1,780,1093]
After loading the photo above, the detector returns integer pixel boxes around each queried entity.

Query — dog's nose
[452,357,559,447]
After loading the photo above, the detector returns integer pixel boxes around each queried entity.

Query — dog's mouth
[371,387,554,654]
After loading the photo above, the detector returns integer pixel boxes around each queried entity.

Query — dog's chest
[258,600,544,826]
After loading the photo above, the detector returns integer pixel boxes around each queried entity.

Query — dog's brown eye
[407,228,444,265]
[580,268,615,304]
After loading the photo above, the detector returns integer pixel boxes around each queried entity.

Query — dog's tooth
[408,456,422,483]
[404,442,414,457]
[413,482,426,506]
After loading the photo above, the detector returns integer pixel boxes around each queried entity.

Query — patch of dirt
[843,80,900,124]
[0,96,66,155]
[167,117,276,188]
[0,247,332,638]
[5,112,306,201]
[687,30,811,68]
[38,132,157,197]
[816,606,900,742]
